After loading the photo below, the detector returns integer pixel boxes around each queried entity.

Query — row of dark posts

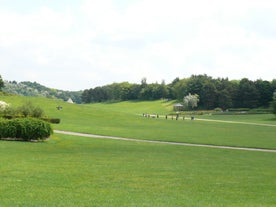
[143,113,194,120]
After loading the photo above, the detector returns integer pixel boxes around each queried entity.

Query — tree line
[82,75,276,110]
[1,74,275,110]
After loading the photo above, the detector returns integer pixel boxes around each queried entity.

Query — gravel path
[54,130,276,153]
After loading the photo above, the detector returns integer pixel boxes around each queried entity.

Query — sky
[0,0,276,91]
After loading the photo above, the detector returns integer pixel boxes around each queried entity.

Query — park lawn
[0,134,276,207]
[90,100,175,115]
[200,114,276,125]
[1,95,276,149]
[56,115,276,150]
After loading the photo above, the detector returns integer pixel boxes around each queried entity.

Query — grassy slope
[0,134,276,207]
[1,95,276,149]
[1,95,276,206]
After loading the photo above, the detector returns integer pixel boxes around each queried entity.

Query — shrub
[0,100,9,111]
[0,119,16,138]
[228,108,250,112]
[214,107,223,112]
[17,101,45,118]
[0,118,53,141]
[41,118,61,124]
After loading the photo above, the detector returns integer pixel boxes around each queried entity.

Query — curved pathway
[54,130,276,153]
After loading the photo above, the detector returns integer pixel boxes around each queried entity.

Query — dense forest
[82,75,276,110]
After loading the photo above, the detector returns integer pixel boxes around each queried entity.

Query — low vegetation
[0,99,54,141]
[0,117,52,141]
[1,100,60,123]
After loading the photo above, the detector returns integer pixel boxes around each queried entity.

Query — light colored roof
[67,98,74,103]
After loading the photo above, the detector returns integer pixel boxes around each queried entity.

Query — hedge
[0,118,53,141]
[41,118,61,124]
[2,116,60,124]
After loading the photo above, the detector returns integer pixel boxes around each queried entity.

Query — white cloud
[0,0,276,90]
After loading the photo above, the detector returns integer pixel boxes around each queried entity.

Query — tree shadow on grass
[263,117,276,122]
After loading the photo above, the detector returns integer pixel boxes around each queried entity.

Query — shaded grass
[0,134,276,207]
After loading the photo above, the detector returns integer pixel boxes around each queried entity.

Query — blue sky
[0,0,276,90]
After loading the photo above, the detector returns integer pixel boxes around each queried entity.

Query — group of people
[143,113,195,120]
[142,113,159,118]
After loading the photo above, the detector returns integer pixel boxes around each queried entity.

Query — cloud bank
[0,0,276,90]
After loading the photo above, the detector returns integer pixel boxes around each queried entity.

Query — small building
[173,103,183,111]
[67,98,74,104]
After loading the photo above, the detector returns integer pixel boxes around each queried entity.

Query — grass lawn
[200,113,276,125]
[1,95,276,149]
[1,134,276,207]
[1,95,276,206]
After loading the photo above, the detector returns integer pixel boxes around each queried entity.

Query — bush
[41,118,61,124]
[214,107,223,112]
[1,101,45,118]
[228,108,250,112]
[17,101,45,118]
[0,118,53,141]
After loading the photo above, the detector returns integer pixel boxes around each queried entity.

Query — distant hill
[3,81,82,103]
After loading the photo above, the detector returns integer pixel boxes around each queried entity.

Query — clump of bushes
[1,101,44,118]
[0,118,53,141]
[1,101,60,124]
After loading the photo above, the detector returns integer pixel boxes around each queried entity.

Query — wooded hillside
[2,80,82,103]
[82,75,276,110]
[1,74,276,110]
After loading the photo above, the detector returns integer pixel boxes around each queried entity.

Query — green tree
[272,91,276,115]
[255,80,273,107]
[201,81,217,109]
[81,89,91,103]
[185,74,214,108]
[214,78,236,110]
[236,78,260,108]
[217,89,232,110]
[159,80,169,99]
[0,75,4,91]
[172,78,189,100]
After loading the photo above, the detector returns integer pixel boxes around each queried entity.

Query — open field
[200,113,276,125]
[1,95,276,206]
[1,96,275,149]
[1,134,276,207]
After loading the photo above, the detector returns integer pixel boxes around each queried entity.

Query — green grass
[201,113,276,125]
[1,95,276,206]
[1,134,276,207]
[1,95,276,149]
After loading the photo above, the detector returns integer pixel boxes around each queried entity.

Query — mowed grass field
[1,95,276,206]
[1,95,275,149]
